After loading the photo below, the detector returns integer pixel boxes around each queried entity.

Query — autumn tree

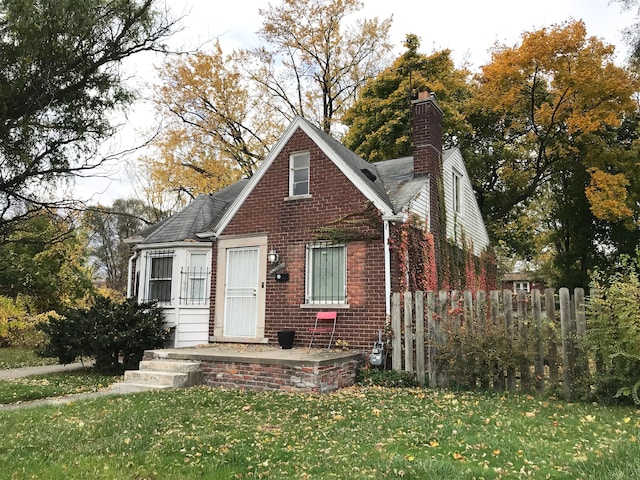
[0,212,94,312]
[0,0,177,244]
[460,20,638,287]
[84,199,164,294]
[142,42,280,208]
[144,0,393,206]
[249,0,393,133]
[343,34,472,162]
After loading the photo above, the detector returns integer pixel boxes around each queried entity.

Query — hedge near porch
[38,296,168,372]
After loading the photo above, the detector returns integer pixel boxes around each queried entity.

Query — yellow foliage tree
[468,20,637,217]
[143,43,279,208]
[585,167,634,222]
[143,0,391,207]
[461,20,639,287]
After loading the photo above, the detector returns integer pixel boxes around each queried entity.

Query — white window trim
[182,251,209,306]
[452,170,463,216]
[146,251,174,304]
[304,243,347,305]
[288,151,310,198]
[513,281,531,293]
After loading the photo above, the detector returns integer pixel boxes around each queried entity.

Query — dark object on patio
[277,330,296,349]
[308,311,338,352]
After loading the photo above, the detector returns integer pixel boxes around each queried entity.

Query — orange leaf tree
[461,20,639,287]
[142,43,279,209]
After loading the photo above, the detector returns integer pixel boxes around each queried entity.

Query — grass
[0,386,638,479]
[0,346,58,369]
[0,369,121,404]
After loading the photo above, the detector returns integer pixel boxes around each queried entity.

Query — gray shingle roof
[374,150,452,211]
[133,119,454,245]
[296,117,394,211]
[136,180,248,244]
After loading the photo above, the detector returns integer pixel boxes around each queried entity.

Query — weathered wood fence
[390,288,588,398]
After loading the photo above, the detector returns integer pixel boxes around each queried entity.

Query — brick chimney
[412,91,443,178]
[412,90,443,253]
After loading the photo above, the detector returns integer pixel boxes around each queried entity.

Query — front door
[224,246,259,337]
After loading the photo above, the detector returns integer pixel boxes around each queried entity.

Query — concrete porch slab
[142,345,364,394]
[144,346,363,366]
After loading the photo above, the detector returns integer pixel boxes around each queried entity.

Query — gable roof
[134,116,487,246]
[133,180,248,245]
[213,116,398,237]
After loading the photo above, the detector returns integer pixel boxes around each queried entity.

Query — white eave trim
[213,116,395,238]
[134,241,213,251]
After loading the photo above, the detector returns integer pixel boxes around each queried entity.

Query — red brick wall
[200,357,361,393]
[412,94,443,253]
[209,128,387,350]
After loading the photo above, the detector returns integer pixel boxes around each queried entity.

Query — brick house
[127,92,490,349]
[501,271,546,293]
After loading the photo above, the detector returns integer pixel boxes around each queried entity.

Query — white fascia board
[136,241,212,251]
[212,118,304,238]
[299,122,394,216]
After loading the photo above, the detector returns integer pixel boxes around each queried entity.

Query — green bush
[39,296,168,372]
[585,253,640,404]
[355,367,419,388]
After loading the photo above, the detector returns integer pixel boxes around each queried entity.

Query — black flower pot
[277,330,295,349]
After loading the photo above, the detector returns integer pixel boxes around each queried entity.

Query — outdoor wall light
[267,247,279,264]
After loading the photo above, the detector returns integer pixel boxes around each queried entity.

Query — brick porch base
[142,346,363,394]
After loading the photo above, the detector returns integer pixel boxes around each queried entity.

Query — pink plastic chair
[308,311,337,351]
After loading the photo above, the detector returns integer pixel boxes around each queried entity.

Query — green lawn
[0,370,121,404]
[0,386,638,479]
[0,347,58,369]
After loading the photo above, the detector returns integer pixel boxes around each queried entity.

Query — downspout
[382,214,402,319]
[383,219,391,318]
[127,250,138,298]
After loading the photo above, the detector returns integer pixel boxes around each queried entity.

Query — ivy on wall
[310,201,383,243]
[391,218,497,292]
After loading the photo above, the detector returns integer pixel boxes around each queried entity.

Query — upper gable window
[289,152,310,197]
[452,170,463,215]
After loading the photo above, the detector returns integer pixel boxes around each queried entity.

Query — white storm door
[224,247,259,337]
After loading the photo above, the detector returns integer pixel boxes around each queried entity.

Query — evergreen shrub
[39,296,168,372]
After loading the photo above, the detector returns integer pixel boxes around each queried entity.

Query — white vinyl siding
[407,183,430,231]
[443,148,490,255]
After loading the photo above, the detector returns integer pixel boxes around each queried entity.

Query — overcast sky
[75,0,634,205]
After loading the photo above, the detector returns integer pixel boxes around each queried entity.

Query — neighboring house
[501,272,546,294]
[127,92,490,349]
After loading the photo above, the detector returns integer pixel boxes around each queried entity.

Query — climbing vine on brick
[311,201,383,243]
[390,217,497,292]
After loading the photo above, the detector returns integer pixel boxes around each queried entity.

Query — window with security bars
[147,254,173,303]
[181,253,209,305]
[306,243,346,304]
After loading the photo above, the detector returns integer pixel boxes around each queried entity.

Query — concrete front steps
[110,359,203,394]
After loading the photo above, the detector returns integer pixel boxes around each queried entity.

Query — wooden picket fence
[390,288,589,399]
